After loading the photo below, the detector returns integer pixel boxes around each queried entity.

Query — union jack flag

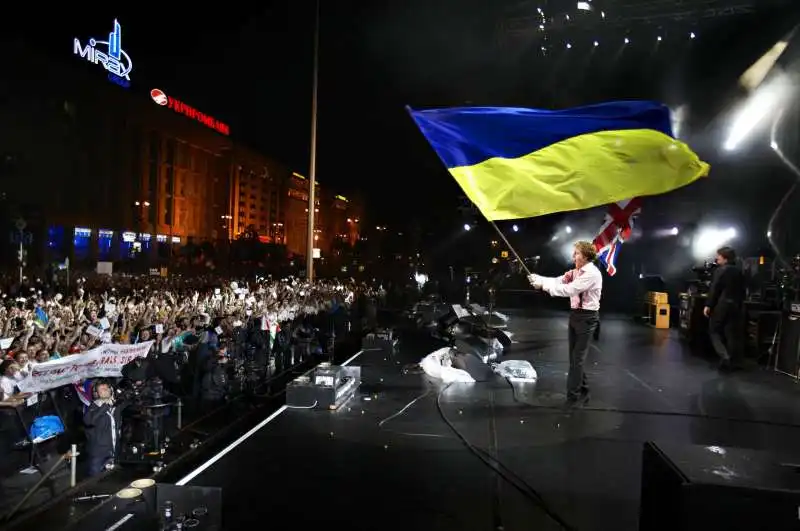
[593,198,641,276]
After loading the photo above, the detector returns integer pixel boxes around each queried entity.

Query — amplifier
[775,310,800,378]
[640,441,800,531]
[286,364,361,410]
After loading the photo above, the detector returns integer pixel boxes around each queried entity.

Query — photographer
[200,344,230,406]
[83,379,124,476]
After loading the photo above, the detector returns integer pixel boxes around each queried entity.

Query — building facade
[0,38,360,269]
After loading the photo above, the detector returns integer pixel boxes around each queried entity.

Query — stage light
[767,230,772,238]
[723,73,791,151]
[657,36,662,42]
[539,24,545,30]
[624,37,630,44]
[601,11,605,18]
[670,227,679,236]
[692,227,737,260]
[512,224,519,232]
[577,1,591,11]
[566,43,572,49]
[463,224,471,231]
[690,32,696,39]
[565,226,573,234]
[594,40,599,47]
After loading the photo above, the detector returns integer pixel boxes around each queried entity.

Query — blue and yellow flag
[408,101,710,220]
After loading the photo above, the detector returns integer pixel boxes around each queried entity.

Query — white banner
[17,341,155,394]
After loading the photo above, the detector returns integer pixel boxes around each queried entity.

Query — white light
[692,227,737,260]
[414,273,429,287]
[624,37,630,44]
[767,230,772,238]
[463,224,471,231]
[670,227,679,236]
[690,32,696,39]
[512,224,519,232]
[724,74,790,151]
[577,1,591,11]
[566,43,572,49]
[594,40,599,47]
[601,11,605,18]
[565,226,573,234]
[539,24,545,30]
[771,140,779,150]
[657,36,662,42]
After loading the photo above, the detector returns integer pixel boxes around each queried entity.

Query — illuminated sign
[73,19,133,81]
[150,88,230,136]
[288,189,309,202]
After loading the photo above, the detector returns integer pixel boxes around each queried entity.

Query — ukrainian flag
[408,101,710,220]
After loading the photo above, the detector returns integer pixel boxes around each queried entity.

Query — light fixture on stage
[566,43,572,49]
[512,224,519,232]
[624,37,630,44]
[463,223,472,231]
[690,32,696,39]
[671,227,679,236]
[594,40,599,47]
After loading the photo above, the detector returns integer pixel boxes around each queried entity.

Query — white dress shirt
[532,262,603,311]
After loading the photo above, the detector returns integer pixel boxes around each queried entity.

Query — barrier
[643,291,670,329]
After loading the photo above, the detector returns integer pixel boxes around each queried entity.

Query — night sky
[5,1,800,248]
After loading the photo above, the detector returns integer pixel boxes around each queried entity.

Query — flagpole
[488,221,533,276]
[306,0,320,281]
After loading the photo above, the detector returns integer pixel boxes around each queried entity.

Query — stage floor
[163,311,800,531]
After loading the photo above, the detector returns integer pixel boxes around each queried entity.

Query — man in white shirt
[528,241,602,407]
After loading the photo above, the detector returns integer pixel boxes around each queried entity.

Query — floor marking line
[176,349,371,486]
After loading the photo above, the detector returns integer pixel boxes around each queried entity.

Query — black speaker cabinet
[640,442,800,531]
[775,311,800,378]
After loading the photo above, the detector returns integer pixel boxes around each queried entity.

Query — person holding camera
[200,345,230,406]
[83,379,123,476]
[528,241,603,407]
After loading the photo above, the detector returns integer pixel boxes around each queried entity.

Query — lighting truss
[497,0,762,38]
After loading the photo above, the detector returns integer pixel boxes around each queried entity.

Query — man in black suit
[704,246,746,370]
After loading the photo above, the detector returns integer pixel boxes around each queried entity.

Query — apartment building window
[164,166,174,225]
[166,139,176,166]
[148,133,160,226]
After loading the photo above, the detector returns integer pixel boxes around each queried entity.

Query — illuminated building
[0,38,359,266]
[283,172,321,256]
[230,146,286,242]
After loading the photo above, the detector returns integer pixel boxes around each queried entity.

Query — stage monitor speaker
[640,441,800,531]
[775,311,800,378]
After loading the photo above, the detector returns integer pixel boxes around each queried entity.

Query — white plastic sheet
[494,360,537,382]
[420,347,476,383]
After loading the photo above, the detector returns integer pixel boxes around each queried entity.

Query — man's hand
[703,306,711,318]
[527,274,543,290]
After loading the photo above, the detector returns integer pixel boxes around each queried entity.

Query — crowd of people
[0,272,382,479]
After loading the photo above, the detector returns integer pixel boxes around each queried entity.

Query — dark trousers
[87,451,113,476]
[709,302,743,364]
[567,310,599,400]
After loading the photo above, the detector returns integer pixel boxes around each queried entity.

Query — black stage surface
[153,311,800,530]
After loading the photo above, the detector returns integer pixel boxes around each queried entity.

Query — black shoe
[565,393,590,408]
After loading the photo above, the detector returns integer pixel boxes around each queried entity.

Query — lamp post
[306,0,320,281]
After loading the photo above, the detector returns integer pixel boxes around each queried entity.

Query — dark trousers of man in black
[708,300,743,368]
[567,310,599,403]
